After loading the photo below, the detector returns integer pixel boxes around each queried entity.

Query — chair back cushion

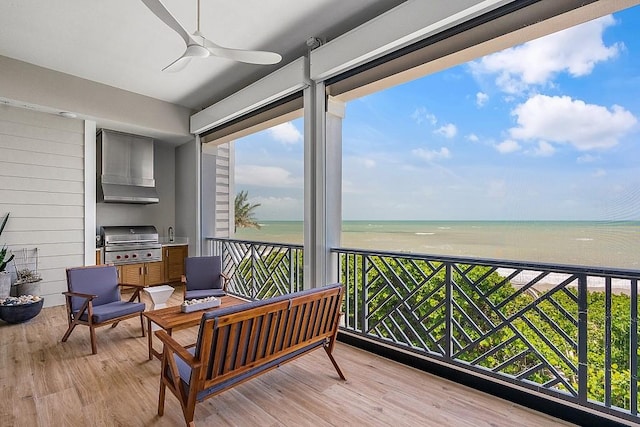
[66,266,120,311]
[184,256,222,291]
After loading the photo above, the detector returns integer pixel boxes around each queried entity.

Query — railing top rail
[331,246,640,279]
[206,237,304,250]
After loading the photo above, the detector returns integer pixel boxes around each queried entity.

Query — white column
[304,77,345,289]
[325,97,345,284]
[84,120,97,265]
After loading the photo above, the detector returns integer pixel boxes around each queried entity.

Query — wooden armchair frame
[61,266,146,355]
[180,272,229,299]
[181,256,230,301]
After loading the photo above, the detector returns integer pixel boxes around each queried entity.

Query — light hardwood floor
[0,287,575,426]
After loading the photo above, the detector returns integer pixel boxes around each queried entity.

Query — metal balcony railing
[206,237,303,300]
[205,237,640,423]
[332,247,640,424]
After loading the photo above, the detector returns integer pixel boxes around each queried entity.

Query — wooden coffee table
[143,295,248,360]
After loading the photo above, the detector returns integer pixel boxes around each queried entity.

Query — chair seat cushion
[77,301,145,323]
[185,289,226,300]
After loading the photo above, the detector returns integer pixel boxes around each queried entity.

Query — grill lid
[101,225,159,245]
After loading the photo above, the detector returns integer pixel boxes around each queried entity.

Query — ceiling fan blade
[162,56,191,73]
[202,39,282,65]
[162,44,210,72]
[140,0,194,45]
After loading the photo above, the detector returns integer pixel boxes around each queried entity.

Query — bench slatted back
[195,285,343,388]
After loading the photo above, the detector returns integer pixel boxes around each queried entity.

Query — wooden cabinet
[164,245,188,283]
[114,245,188,286]
[145,261,165,285]
[119,264,145,286]
[118,261,165,286]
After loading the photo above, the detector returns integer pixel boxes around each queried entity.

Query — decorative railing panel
[334,248,640,424]
[207,238,303,300]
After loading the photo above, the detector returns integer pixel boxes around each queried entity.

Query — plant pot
[16,281,40,297]
[0,298,44,324]
[0,272,11,299]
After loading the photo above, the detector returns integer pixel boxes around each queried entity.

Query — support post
[304,72,344,289]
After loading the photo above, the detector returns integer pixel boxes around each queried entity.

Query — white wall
[0,104,85,307]
[96,142,176,239]
[175,139,199,256]
[0,56,192,143]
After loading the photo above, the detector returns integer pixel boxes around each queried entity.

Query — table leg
[147,317,153,361]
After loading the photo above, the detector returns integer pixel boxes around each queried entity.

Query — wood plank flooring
[0,287,575,426]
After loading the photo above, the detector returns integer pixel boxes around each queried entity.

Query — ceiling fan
[141,0,282,72]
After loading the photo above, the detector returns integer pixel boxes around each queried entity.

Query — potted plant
[13,248,42,296]
[0,213,15,298]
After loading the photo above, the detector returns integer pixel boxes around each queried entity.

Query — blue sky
[234,8,639,221]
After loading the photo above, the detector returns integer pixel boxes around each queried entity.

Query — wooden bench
[155,283,345,426]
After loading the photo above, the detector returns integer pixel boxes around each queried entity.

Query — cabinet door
[145,261,165,286]
[165,245,188,283]
[120,263,145,286]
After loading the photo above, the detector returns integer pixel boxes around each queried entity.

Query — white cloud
[235,165,301,187]
[470,15,621,94]
[532,141,555,157]
[267,122,302,144]
[577,154,598,163]
[361,158,376,168]
[412,147,451,161]
[249,196,303,221]
[509,94,637,150]
[495,139,521,154]
[476,92,489,107]
[434,123,457,139]
[593,169,607,177]
[467,133,479,142]
[411,107,437,125]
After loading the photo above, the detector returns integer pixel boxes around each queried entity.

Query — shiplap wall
[201,141,233,248]
[216,143,233,238]
[0,104,85,307]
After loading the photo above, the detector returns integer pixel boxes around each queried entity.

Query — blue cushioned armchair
[182,256,229,301]
[62,265,146,355]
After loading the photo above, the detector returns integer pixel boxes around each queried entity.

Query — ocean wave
[415,232,435,235]
[575,238,593,241]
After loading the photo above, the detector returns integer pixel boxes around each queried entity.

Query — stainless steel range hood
[97,129,159,204]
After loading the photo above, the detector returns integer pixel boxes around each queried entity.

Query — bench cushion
[195,283,343,357]
[173,341,324,401]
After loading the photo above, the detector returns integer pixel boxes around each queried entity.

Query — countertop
[158,237,189,246]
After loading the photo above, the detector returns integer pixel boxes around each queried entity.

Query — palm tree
[234,190,261,231]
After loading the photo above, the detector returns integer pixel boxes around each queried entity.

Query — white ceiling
[0,0,406,111]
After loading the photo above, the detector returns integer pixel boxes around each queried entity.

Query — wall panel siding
[215,143,232,238]
[0,104,85,307]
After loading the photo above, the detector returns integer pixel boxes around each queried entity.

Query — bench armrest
[155,330,200,368]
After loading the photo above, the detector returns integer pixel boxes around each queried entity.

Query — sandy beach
[496,269,637,295]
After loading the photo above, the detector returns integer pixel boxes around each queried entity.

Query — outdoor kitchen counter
[159,237,189,247]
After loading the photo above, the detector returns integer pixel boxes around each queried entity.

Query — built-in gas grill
[101,225,162,265]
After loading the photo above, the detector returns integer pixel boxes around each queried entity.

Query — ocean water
[234,221,640,270]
